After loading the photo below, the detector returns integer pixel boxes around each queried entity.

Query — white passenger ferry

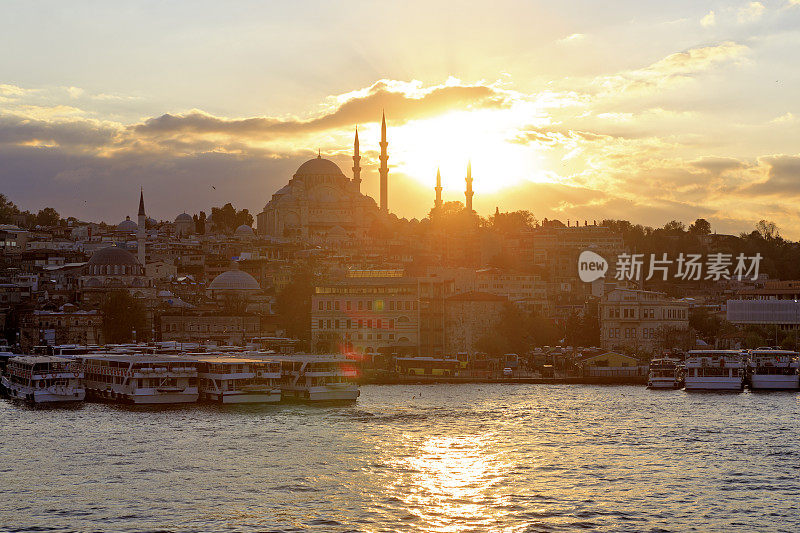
[647,357,683,389]
[1,356,85,403]
[748,349,800,390]
[79,354,199,404]
[194,356,282,403]
[684,350,745,391]
[265,354,360,402]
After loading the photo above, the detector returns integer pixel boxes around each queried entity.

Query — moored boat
[748,349,800,390]
[647,357,683,389]
[79,354,199,404]
[1,356,85,403]
[262,354,360,402]
[194,355,281,403]
[684,350,744,391]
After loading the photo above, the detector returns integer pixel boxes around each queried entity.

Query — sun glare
[391,108,546,195]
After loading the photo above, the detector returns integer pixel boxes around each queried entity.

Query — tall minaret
[434,168,443,208]
[465,161,474,212]
[379,111,389,213]
[137,188,146,266]
[352,127,361,192]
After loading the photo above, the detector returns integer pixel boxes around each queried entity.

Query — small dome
[295,156,344,177]
[117,216,138,232]
[235,224,255,235]
[175,212,193,223]
[88,246,139,266]
[208,270,260,292]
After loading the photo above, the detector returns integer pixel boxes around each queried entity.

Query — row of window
[606,307,687,320]
[606,327,658,339]
[316,317,412,330]
[163,323,256,332]
[317,299,417,312]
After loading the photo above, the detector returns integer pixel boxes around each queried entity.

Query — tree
[275,260,316,343]
[491,210,537,234]
[688,218,711,235]
[101,291,148,343]
[756,220,780,240]
[210,203,253,234]
[36,207,61,227]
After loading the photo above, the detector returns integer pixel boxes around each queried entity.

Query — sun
[390,108,546,196]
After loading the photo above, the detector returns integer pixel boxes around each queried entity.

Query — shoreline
[360,375,647,385]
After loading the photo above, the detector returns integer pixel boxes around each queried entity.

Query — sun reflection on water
[389,433,511,532]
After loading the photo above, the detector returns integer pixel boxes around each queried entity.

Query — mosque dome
[207,270,260,292]
[117,216,138,232]
[235,224,255,236]
[175,212,193,223]
[86,245,142,276]
[295,157,345,177]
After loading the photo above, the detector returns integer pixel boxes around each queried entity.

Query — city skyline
[1,1,800,236]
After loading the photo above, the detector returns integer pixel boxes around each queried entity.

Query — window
[358,301,363,310]
[318,302,323,311]
[346,319,352,329]
[346,301,351,311]
[318,320,323,329]
[367,301,373,310]
[334,301,340,310]
[367,319,372,329]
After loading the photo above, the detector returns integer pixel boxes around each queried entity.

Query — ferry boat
[195,356,282,403]
[748,349,800,390]
[647,357,683,389]
[79,354,199,404]
[1,356,85,403]
[684,350,745,391]
[267,354,360,402]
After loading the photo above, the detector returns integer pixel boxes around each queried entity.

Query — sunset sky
[1,1,799,236]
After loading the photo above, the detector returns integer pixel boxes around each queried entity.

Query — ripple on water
[1,384,800,532]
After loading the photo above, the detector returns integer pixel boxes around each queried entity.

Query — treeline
[601,217,800,281]
[0,194,63,228]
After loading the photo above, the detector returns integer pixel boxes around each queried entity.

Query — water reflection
[391,433,508,531]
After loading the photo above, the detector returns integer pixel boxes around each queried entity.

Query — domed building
[206,269,262,304]
[117,216,138,233]
[256,117,390,241]
[174,212,194,236]
[79,245,155,306]
[234,224,255,240]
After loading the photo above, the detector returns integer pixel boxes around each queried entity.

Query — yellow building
[600,288,690,354]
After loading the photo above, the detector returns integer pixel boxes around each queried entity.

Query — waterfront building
[726,280,800,331]
[159,312,262,345]
[311,269,419,355]
[18,308,103,351]
[443,291,507,355]
[578,351,645,377]
[600,288,690,354]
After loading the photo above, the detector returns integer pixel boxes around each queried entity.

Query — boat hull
[86,386,198,404]
[2,377,85,403]
[750,374,800,390]
[685,377,743,391]
[281,386,360,402]
[648,378,680,389]
[203,391,281,404]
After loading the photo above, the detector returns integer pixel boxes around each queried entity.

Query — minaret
[465,161,474,212]
[379,111,389,213]
[434,168,443,208]
[137,188,146,266]
[352,127,361,192]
